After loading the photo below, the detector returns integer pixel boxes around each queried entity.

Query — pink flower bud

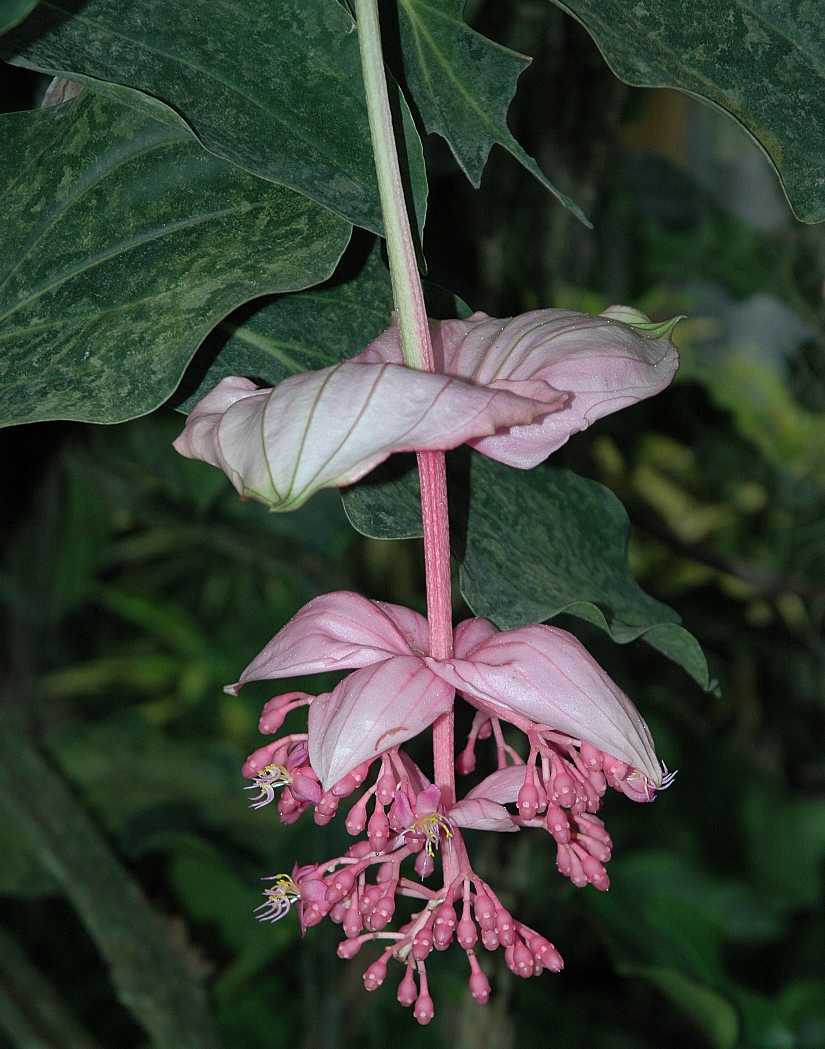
[362,956,387,992]
[457,912,478,950]
[292,771,322,804]
[315,792,338,823]
[530,937,564,973]
[397,967,417,1007]
[388,791,414,832]
[376,862,395,883]
[413,990,434,1025]
[346,840,373,859]
[331,772,358,798]
[277,788,300,816]
[511,940,535,978]
[517,780,541,820]
[367,806,390,852]
[456,747,476,775]
[552,771,576,808]
[257,694,296,734]
[473,893,496,931]
[545,804,571,844]
[367,893,395,930]
[588,768,607,796]
[359,884,383,915]
[481,926,500,951]
[376,772,396,806]
[580,742,603,770]
[301,903,326,928]
[337,937,363,959]
[325,869,355,905]
[345,798,368,835]
[577,832,611,863]
[495,907,516,947]
[433,902,457,950]
[412,925,434,960]
[350,762,372,786]
[343,900,362,938]
[603,754,628,781]
[582,855,610,891]
[469,962,491,1004]
[329,900,347,924]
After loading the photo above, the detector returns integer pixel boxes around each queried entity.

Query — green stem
[354,0,434,373]
[355,0,460,882]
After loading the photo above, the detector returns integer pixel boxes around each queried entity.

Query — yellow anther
[410,813,453,857]
[266,874,300,901]
[257,763,291,783]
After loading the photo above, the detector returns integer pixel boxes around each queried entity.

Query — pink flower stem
[355,0,460,885]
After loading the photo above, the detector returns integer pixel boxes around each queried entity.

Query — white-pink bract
[227,591,665,794]
[173,361,565,511]
[354,305,679,468]
[428,618,663,789]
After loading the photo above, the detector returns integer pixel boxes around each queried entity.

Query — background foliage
[1,1,824,1047]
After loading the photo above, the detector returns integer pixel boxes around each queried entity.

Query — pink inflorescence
[243,683,672,1024]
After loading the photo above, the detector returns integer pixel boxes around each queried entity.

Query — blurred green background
[2,3,824,1047]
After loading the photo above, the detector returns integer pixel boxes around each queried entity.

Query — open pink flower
[354,306,679,468]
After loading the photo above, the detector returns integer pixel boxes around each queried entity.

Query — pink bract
[428,619,662,787]
[173,361,565,511]
[354,306,679,468]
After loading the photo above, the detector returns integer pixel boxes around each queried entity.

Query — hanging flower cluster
[175,305,679,1022]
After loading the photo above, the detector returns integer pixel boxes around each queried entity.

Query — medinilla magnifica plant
[173,0,680,1025]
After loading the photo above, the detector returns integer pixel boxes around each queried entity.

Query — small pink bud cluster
[456,719,676,892]
[331,868,562,1023]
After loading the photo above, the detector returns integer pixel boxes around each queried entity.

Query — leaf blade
[0,90,351,427]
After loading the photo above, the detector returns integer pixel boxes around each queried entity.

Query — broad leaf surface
[342,456,711,689]
[179,246,465,411]
[0,90,350,427]
[0,0,37,34]
[179,247,396,412]
[550,0,825,223]
[397,0,589,225]
[1,0,427,234]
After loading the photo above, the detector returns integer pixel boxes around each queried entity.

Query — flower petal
[174,362,561,511]
[465,765,525,804]
[427,623,662,786]
[224,592,428,694]
[450,797,519,833]
[357,308,678,468]
[308,657,454,789]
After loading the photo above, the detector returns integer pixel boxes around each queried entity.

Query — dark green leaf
[0,0,37,34]
[460,458,711,688]
[0,90,350,427]
[179,244,467,410]
[549,1,825,223]
[343,455,712,688]
[397,0,589,225]
[1,0,427,234]
[179,244,395,411]
[620,967,738,1049]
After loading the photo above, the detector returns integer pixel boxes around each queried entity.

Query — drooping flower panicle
[174,302,680,1023]
[229,590,674,1020]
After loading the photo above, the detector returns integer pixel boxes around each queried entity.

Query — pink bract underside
[230,592,663,791]
[354,308,678,468]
